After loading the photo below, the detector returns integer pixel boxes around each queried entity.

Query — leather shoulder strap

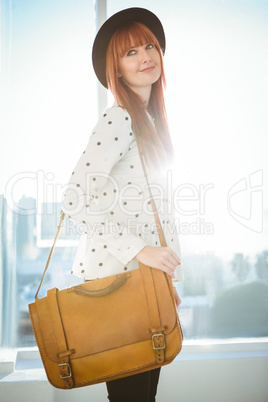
[35,210,65,299]
[135,139,167,248]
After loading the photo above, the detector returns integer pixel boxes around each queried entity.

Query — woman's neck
[128,85,152,107]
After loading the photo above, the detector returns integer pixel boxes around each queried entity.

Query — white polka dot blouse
[62,104,183,282]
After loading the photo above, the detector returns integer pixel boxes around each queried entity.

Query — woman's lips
[140,66,155,72]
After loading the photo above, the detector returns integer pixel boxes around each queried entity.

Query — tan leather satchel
[28,148,183,389]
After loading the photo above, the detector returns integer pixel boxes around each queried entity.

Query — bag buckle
[152,334,165,350]
[59,362,72,379]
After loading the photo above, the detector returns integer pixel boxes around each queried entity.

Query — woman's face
[118,41,161,99]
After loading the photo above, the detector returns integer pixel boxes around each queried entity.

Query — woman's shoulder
[91,104,133,144]
[102,104,131,123]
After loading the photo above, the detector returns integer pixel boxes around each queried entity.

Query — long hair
[106,22,174,171]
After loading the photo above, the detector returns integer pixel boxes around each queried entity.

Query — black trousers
[106,368,161,402]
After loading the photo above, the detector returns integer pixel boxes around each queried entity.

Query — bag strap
[135,142,167,248]
[46,288,75,387]
[35,134,168,298]
[35,211,65,299]
[136,141,171,363]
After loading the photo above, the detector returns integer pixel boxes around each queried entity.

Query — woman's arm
[135,245,181,278]
[62,106,131,224]
[173,287,181,308]
[62,106,147,265]
[136,245,182,307]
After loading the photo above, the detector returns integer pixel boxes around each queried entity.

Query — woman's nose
[140,49,151,63]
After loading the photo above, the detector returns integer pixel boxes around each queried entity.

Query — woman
[62,7,183,402]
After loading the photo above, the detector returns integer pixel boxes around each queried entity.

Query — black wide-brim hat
[92,7,166,88]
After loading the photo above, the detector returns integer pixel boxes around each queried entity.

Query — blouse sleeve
[62,105,146,265]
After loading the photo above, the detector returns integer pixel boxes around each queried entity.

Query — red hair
[106,22,174,170]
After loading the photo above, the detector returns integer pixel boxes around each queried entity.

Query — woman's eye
[127,49,136,56]
[146,44,154,49]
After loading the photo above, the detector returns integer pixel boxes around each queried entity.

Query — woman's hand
[135,246,181,279]
[173,287,181,309]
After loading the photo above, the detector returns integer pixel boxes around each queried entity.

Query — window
[1,0,97,347]
[1,0,268,348]
[108,0,268,339]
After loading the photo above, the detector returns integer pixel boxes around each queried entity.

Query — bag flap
[31,269,177,363]
[34,290,62,362]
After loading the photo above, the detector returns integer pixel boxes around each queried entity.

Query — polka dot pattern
[62,105,181,282]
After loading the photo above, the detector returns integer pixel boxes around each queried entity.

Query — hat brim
[92,7,166,88]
